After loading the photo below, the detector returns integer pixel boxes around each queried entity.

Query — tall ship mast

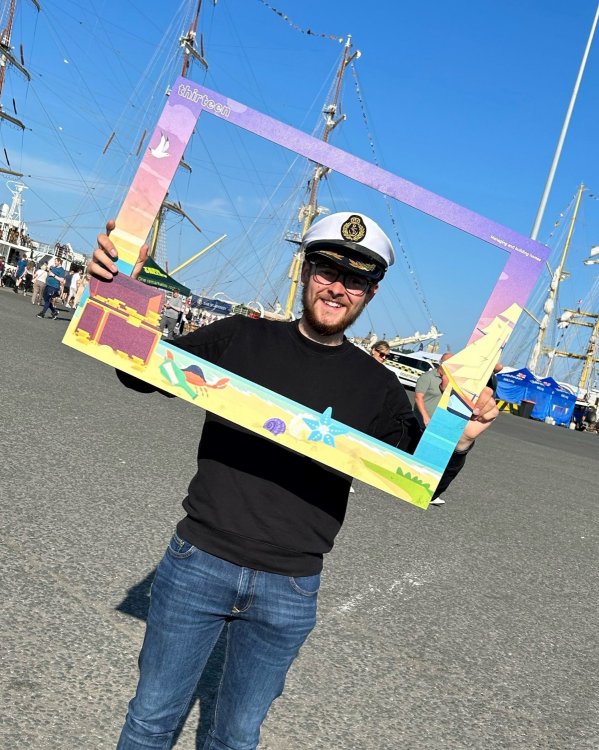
[523,182,599,399]
[147,0,210,273]
[282,36,360,319]
[0,0,39,262]
[527,182,585,374]
[547,308,599,397]
[0,0,39,143]
[180,0,208,77]
[0,0,87,268]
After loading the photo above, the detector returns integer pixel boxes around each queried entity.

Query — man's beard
[301,285,368,336]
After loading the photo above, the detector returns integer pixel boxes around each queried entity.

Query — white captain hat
[301,212,395,281]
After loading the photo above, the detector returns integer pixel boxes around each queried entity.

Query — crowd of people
[160,292,225,337]
[1,252,88,317]
[1,250,226,335]
[2,225,34,249]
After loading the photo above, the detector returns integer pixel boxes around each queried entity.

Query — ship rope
[0,0,41,174]
[46,5,191,243]
[0,1,191,247]
[256,1,344,44]
[349,61,437,333]
[504,188,599,388]
[189,129,299,303]
[159,1,340,304]
[502,193,575,368]
[186,51,344,308]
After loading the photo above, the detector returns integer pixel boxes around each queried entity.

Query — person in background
[73,270,89,308]
[61,268,74,305]
[13,254,28,293]
[370,339,390,364]
[23,260,36,296]
[160,289,185,337]
[32,263,48,305]
[414,352,453,505]
[67,267,81,308]
[414,352,453,429]
[181,301,194,335]
[36,257,65,319]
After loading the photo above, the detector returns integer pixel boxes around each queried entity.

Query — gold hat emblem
[340,214,367,243]
[348,257,377,272]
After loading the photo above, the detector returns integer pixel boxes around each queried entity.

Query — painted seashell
[263,417,286,436]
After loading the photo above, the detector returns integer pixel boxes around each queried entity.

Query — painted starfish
[303,407,348,448]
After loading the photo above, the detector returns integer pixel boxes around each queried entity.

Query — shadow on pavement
[116,570,228,748]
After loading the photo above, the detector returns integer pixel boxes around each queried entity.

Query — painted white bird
[149,133,170,159]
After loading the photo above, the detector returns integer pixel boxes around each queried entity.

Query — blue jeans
[41,285,59,316]
[117,534,320,749]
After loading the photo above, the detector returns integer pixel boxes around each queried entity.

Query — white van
[383,350,442,389]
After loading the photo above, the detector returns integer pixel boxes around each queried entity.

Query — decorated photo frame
[63,77,550,508]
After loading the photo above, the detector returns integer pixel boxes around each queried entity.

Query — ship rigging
[505,183,599,400]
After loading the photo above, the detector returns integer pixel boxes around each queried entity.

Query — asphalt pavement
[1,287,598,750]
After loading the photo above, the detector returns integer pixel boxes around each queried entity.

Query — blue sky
[2,0,599,373]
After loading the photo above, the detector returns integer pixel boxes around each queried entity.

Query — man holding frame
[91,210,498,750]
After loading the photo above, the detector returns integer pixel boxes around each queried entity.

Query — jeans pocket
[289,573,321,597]
[166,532,197,559]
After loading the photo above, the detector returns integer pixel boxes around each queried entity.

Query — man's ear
[300,260,310,285]
[365,282,379,303]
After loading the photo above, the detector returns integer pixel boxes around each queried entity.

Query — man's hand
[88,219,149,281]
[456,385,499,451]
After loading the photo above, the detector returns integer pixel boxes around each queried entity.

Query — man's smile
[319,297,345,309]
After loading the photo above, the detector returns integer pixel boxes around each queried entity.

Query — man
[90,211,498,750]
[413,352,453,505]
[36,257,65,319]
[13,253,28,292]
[160,288,185,337]
[370,339,390,363]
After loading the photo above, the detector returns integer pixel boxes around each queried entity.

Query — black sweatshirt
[121,316,468,575]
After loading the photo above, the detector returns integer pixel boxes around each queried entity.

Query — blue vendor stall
[523,376,554,420]
[495,367,533,405]
[541,377,577,426]
[496,369,577,424]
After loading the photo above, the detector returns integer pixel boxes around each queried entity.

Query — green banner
[137,256,191,297]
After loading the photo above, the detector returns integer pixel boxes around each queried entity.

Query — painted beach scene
[63,266,443,507]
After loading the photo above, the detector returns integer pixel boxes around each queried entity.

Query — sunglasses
[374,350,388,359]
[309,261,372,297]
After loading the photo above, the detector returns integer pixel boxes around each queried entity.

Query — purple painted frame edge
[173,77,550,344]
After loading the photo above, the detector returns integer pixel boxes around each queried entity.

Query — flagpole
[530,3,599,240]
